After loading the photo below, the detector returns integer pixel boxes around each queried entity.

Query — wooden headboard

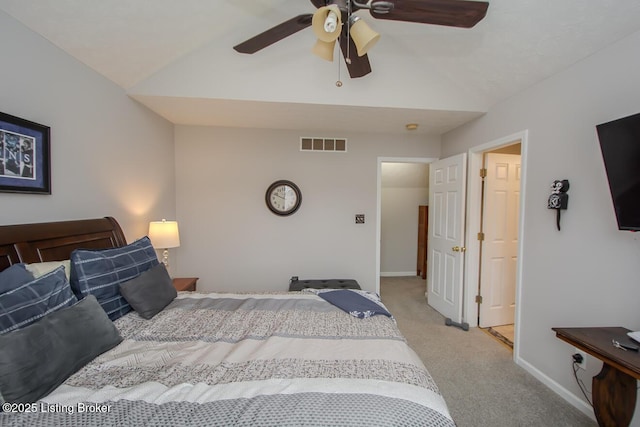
[0,217,127,272]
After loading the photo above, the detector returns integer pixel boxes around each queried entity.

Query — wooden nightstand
[172,277,198,292]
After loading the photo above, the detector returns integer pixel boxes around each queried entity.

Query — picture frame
[0,112,51,194]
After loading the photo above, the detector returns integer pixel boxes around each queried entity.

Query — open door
[427,154,467,324]
[479,153,520,327]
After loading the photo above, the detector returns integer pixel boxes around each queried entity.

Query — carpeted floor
[380,276,596,427]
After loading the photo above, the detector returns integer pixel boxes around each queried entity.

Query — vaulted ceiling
[2,0,639,135]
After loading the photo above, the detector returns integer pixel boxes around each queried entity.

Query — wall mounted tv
[596,111,640,231]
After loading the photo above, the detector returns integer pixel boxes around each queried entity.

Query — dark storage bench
[289,279,361,292]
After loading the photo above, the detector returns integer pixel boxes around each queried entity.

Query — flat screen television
[596,111,640,231]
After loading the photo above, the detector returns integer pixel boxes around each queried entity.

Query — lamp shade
[350,16,380,57]
[148,219,180,249]
[312,39,336,62]
[312,5,342,42]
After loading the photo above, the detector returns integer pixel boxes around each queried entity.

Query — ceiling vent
[300,137,347,152]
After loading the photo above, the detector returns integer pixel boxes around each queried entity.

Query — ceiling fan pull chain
[345,0,352,64]
[337,0,349,86]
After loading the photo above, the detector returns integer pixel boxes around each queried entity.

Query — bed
[0,217,455,426]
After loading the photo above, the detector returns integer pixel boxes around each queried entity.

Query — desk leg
[592,363,637,427]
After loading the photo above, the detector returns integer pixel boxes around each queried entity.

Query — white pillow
[25,260,71,281]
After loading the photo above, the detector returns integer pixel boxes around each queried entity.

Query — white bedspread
[1,292,455,426]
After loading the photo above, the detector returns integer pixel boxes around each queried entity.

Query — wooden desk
[552,327,640,427]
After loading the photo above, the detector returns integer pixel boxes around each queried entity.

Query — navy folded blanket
[317,290,392,319]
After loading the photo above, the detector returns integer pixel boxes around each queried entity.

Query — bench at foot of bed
[289,279,361,292]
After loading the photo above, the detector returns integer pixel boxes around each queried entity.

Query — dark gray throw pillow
[119,263,177,319]
[0,295,122,404]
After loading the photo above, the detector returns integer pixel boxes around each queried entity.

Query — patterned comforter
[1,292,455,426]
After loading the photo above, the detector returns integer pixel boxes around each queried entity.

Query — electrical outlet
[573,348,587,370]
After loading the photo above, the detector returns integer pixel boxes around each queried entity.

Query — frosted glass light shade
[350,18,380,57]
[312,39,336,62]
[312,5,342,42]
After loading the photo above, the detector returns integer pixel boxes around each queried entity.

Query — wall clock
[265,180,302,216]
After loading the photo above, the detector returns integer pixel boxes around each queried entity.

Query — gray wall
[442,29,640,423]
[0,11,176,241]
[174,126,439,292]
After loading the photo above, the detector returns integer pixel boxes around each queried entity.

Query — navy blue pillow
[0,264,34,294]
[0,266,77,335]
[70,236,159,320]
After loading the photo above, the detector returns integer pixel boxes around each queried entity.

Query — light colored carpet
[380,276,596,427]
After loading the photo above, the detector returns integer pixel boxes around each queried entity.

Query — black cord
[572,362,593,407]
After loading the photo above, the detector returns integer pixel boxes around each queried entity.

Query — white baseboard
[515,356,596,422]
[380,271,420,277]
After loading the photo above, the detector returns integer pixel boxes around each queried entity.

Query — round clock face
[266,180,302,216]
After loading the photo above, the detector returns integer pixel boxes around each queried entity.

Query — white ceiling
[2,0,640,135]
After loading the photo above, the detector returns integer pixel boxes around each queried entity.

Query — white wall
[174,126,439,292]
[0,11,175,240]
[442,29,640,423]
[380,163,429,276]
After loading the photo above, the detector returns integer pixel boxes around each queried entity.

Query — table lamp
[148,219,180,269]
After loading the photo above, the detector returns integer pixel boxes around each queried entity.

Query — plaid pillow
[0,263,33,294]
[70,236,159,320]
[0,266,77,335]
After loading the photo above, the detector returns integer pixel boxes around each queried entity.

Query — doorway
[464,130,528,362]
[478,146,521,347]
[376,157,437,294]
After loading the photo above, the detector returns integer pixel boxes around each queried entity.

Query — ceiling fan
[233,0,489,79]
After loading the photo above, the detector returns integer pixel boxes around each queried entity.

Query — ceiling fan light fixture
[312,39,336,62]
[312,5,342,42]
[349,16,380,57]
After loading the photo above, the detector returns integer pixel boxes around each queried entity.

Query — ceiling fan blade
[371,0,489,28]
[338,29,372,78]
[234,14,313,54]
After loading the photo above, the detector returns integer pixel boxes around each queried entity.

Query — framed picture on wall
[0,112,51,194]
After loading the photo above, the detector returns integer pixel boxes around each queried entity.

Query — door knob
[452,246,466,252]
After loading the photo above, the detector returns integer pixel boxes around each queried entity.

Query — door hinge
[479,168,487,178]
[477,232,485,241]
[475,295,483,304]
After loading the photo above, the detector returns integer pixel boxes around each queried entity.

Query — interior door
[479,153,520,327]
[427,154,467,323]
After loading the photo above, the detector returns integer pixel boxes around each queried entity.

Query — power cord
[572,355,593,407]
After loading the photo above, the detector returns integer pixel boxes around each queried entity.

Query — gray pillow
[119,263,177,319]
[0,295,122,404]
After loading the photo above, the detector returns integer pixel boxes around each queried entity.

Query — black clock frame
[265,180,302,216]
